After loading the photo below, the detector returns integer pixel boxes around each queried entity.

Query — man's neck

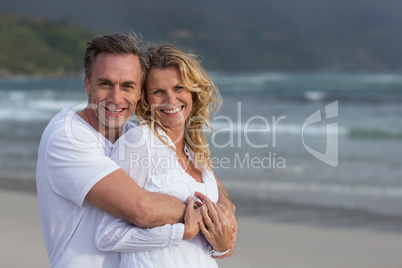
[77,108,123,144]
[105,128,123,144]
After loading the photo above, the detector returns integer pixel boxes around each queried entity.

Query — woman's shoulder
[118,124,153,145]
[134,123,152,134]
[126,123,152,134]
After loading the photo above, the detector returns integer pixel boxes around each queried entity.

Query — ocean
[1,72,401,225]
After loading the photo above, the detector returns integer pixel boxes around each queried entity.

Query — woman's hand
[183,197,202,240]
[198,198,232,253]
[215,203,238,258]
[195,191,238,258]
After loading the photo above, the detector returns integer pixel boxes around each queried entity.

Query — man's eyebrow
[97,78,137,86]
[97,78,112,83]
[122,81,138,86]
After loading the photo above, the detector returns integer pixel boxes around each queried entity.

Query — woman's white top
[95,124,219,268]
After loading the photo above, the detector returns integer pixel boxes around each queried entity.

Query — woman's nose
[165,91,176,104]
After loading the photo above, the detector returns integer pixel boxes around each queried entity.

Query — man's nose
[108,86,123,104]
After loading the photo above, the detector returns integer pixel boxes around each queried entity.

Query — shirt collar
[155,125,195,163]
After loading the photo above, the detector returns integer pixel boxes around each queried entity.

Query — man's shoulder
[40,107,101,149]
[45,107,85,130]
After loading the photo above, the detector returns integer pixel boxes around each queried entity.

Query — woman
[95,44,232,267]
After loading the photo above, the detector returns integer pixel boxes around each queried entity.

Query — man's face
[84,53,142,133]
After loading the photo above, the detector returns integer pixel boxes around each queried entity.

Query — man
[36,33,237,267]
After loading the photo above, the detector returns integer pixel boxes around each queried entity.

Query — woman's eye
[175,86,183,91]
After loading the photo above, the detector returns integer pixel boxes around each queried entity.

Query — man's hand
[183,197,202,240]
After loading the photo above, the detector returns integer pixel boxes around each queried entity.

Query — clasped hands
[183,192,238,258]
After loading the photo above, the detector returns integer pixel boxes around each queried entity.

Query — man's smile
[105,107,125,114]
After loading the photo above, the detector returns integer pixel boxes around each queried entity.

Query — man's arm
[86,168,186,228]
[95,197,202,253]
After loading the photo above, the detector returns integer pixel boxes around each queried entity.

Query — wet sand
[1,188,402,268]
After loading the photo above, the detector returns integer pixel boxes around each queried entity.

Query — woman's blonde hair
[135,44,221,171]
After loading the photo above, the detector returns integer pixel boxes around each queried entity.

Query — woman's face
[145,67,193,132]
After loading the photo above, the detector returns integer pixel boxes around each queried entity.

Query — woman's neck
[165,127,186,153]
[164,125,203,183]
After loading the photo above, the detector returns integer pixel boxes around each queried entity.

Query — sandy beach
[1,188,402,268]
[0,189,48,268]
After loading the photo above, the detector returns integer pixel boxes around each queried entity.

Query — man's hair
[84,32,149,85]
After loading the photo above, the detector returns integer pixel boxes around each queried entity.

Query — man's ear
[84,76,91,96]
[136,88,142,102]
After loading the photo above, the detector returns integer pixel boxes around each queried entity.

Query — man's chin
[107,123,126,130]
[103,119,127,130]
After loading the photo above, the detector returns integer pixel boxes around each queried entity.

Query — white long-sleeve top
[95,124,219,268]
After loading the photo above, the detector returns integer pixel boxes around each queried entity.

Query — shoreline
[0,177,37,193]
[230,191,402,234]
[2,188,402,268]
